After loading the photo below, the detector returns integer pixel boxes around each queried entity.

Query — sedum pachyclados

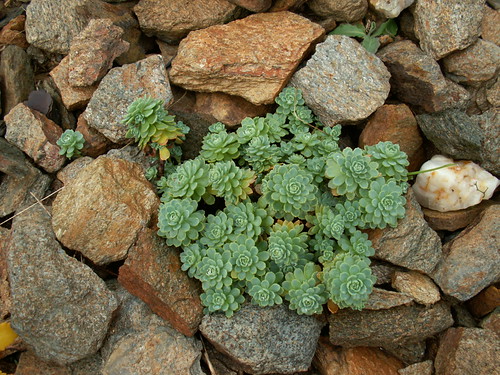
[57,129,85,159]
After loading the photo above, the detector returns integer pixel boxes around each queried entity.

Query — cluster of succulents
[56,129,85,159]
[155,87,410,318]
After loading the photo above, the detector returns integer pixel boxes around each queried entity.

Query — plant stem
[407,163,456,178]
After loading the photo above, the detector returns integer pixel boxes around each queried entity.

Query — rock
[83,54,173,144]
[268,0,307,11]
[442,39,500,86]
[391,270,441,306]
[169,12,324,106]
[0,227,11,320]
[481,6,500,46]
[369,0,414,18]
[479,308,500,335]
[105,145,158,174]
[118,228,204,337]
[14,350,70,375]
[200,303,323,374]
[0,14,29,49]
[68,355,103,375]
[38,77,77,131]
[7,205,117,365]
[313,337,404,375]
[383,341,427,365]
[328,301,453,348]
[290,35,390,126]
[68,19,129,87]
[0,45,35,115]
[431,205,500,301]
[194,92,273,127]
[371,260,400,285]
[56,156,94,185]
[4,103,65,173]
[398,360,433,375]
[358,104,424,172]
[307,0,368,21]
[51,156,159,265]
[226,0,271,12]
[75,114,112,158]
[364,288,414,310]
[203,343,238,375]
[467,285,500,317]
[368,189,442,275]
[377,40,470,113]
[434,327,499,375]
[413,0,484,60]
[488,0,500,9]
[486,77,500,107]
[49,56,98,110]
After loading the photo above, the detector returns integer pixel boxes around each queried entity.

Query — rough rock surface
[397,360,433,375]
[369,0,414,18]
[0,15,29,49]
[467,285,500,318]
[481,5,500,46]
[391,270,441,306]
[290,35,390,126]
[134,0,241,42]
[75,114,111,158]
[4,103,65,173]
[56,156,94,185]
[431,205,500,301]
[169,12,325,105]
[364,288,414,310]
[307,0,368,21]
[7,205,117,365]
[200,303,323,374]
[52,157,159,265]
[83,54,172,144]
[0,227,11,320]
[226,0,271,12]
[383,340,427,364]
[118,228,204,337]
[328,302,453,348]
[14,351,70,375]
[413,0,484,60]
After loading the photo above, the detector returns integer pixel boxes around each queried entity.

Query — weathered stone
[308,0,367,21]
[105,145,158,174]
[84,54,172,144]
[118,228,203,337]
[268,0,307,11]
[50,56,98,110]
[68,18,129,87]
[467,285,500,318]
[488,0,500,10]
[290,35,390,126]
[68,355,103,375]
[434,328,499,375]
[52,157,159,265]
[56,156,94,185]
[486,76,500,107]
[364,288,414,310]
[377,40,470,112]
[0,15,29,49]
[482,6,500,46]
[383,341,427,364]
[203,343,238,375]
[7,205,117,365]
[0,45,34,115]
[413,0,484,60]
[371,260,400,285]
[0,228,11,321]
[156,40,178,65]
[226,0,271,12]
[369,189,442,275]
[314,337,404,375]
[369,0,414,18]
[479,308,500,335]
[398,360,433,375]
[431,205,500,301]
[75,114,111,158]
[328,302,453,347]
[169,12,325,105]
[14,350,70,375]
[4,103,65,173]
[391,270,441,306]
[200,303,323,375]
[359,104,424,172]
[442,39,500,86]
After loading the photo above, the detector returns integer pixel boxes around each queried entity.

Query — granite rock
[369,0,414,18]
[268,0,307,11]
[38,77,77,131]
[0,228,11,320]
[479,308,500,335]
[75,114,112,158]
[56,156,94,185]
[397,360,433,375]
[0,14,29,49]
[383,341,427,365]
[14,351,70,375]
[467,285,500,318]
[481,5,500,46]
[226,0,271,12]
[364,288,414,310]
[307,0,368,21]
[391,270,441,306]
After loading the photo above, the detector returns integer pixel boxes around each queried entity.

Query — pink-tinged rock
[52,157,159,265]
[391,270,441,306]
[481,5,500,46]
[226,0,271,12]
[4,103,65,173]
[76,114,112,158]
[308,0,368,21]
[398,360,433,375]
[431,205,500,301]
[364,288,414,310]
[169,12,325,105]
[434,328,499,375]
[0,15,29,49]
[68,19,129,87]
[50,56,98,110]
[118,228,203,337]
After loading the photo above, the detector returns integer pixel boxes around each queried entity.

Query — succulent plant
[263,113,289,143]
[201,129,240,162]
[337,230,375,257]
[144,166,158,181]
[200,211,233,248]
[286,105,314,135]
[201,286,245,317]
[314,125,341,157]
[364,141,409,182]
[275,87,305,116]
[292,132,319,158]
[241,135,282,173]
[195,248,233,290]
[267,221,311,273]
[247,272,284,307]
[334,199,363,234]
[57,129,85,159]
[208,161,255,204]
[305,157,326,183]
[224,235,269,281]
[236,117,267,144]
[157,198,205,247]
[224,201,268,241]
[161,157,210,202]
[180,242,206,277]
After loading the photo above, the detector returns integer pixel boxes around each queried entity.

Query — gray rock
[328,301,453,348]
[290,35,390,126]
[83,54,172,144]
[413,0,484,60]
[56,156,94,185]
[307,0,368,21]
[0,45,35,115]
[384,341,427,365]
[200,303,324,374]
[7,205,117,365]
[105,146,157,174]
[398,360,433,375]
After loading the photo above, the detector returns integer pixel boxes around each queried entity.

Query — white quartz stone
[369,0,415,18]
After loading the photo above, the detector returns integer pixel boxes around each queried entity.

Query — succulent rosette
[242,135,282,173]
[224,235,269,281]
[208,161,255,204]
[200,211,234,248]
[200,286,245,317]
[267,221,311,273]
[224,201,268,241]
[161,157,210,202]
[275,87,305,116]
[57,129,85,159]
[195,248,233,290]
[247,272,284,307]
[334,199,363,234]
[337,230,375,257]
[179,243,206,277]
[236,116,267,144]
[201,130,240,162]
[365,141,409,182]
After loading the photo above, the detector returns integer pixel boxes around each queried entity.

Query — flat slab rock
[169,11,325,105]
[200,303,324,374]
[290,35,390,126]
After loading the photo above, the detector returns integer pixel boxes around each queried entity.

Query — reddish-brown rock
[76,114,112,158]
[364,288,413,310]
[0,227,11,321]
[479,309,500,336]
[467,285,500,318]
[56,157,94,186]
[268,0,307,11]
[14,350,70,375]
[422,200,496,231]
[398,360,433,375]
[226,0,271,11]
[0,15,29,49]
[169,12,325,105]
[391,270,441,306]
[481,5,500,46]
[118,228,203,337]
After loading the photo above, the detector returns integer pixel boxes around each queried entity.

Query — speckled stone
[308,0,368,21]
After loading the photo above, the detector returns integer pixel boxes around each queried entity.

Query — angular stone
[391,270,441,306]
[4,103,65,173]
[377,40,470,112]
[226,0,271,12]
[431,205,500,301]
[52,157,159,265]
[0,14,29,49]
[479,308,500,335]
[398,360,433,375]
[14,351,70,375]
[75,114,111,158]
[84,54,172,144]
[371,260,399,285]
[118,228,203,337]
[0,227,11,320]
[328,302,453,347]
[364,288,414,310]
[442,39,500,86]
[413,0,484,60]
[200,303,323,375]
[467,285,500,318]
[0,44,35,115]
[169,12,325,106]
[383,341,427,364]
[134,0,241,43]
[38,77,77,131]
[291,35,390,126]
[268,0,307,11]
[368,189,442,275]
[434,328,499,375]
[308,0,368,21]
[105,145,157,174]
[56,157,94,185]
[7,205,117,364]
[486,77,500,107]
[481,6,500,46]
[369,0,414,18]
[68,19,129,87]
